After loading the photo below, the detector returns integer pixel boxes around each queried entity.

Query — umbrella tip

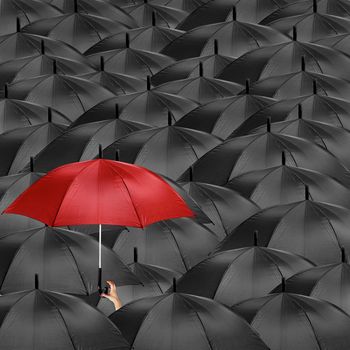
[115,103,119,119]
[115,149,120,161]
[189,166,193,182]
[214,39,219,55]
[266,117,271,132]
[35,274,39,289]
[253,230,258,246]
[100,56,104,71]
[168,111,172,126]
[152,11,156,26]
[313,0,317,13]
[147,75,151,90]
[301,56,305,71]
[98,144,103,159]
[298,104,302,119]
[245,79,250,94]
[172,277,177,293]
[16,17,21,32]
[231,6,237,21]
[133,247,138,263]
[282,151,286,166]
[30,156,34,172]
[40,40,45,55]
[305,185,310,200]
[281,277,286,292]
[48,107,52,123]
[199,62,203,77]
[341,246,347,263]
[292,26,297,41]
[125,33,130,48]
[53,59,57,75]
[74,0,78,12]
[4,84,8,99]
[313,80,317,95]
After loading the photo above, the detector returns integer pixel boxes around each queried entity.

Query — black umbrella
[86,14,184,54]
[103,124,222,180]
[25,74,114,121]
[0,286,130,350]
[155,62,243,104]
[124,1,187,28]
[0,97,70,133]
[273,249,350,314]
[179,128,350,186]
[0,122,65,176]
[112,218,220,273]
[152,44,235,86]
[177,0,289,31]
[22,11,131,53]
[227,154,350,209]
[232,292,350,350]
[176,246,313,305]
[217,31,350,84]
[0,0,61,35]
[176,91,276,139]
[315,33,350,56]
[163,9,288,60]
[110,292,269,350]
[180,180,260,238]
[217,196,350,265]
[155,0,208,13]
[0,226,139,295]
[29,118,148,172]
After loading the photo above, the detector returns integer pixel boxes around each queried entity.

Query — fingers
[106,280,117,290]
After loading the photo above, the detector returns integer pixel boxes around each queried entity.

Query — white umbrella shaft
[99,224,102,268]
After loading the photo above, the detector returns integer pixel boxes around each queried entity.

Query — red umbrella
[4,159,194,287]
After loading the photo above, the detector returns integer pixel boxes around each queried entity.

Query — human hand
[101,280,122,311]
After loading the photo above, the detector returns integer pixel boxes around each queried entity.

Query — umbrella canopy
[5,158,194,227]
[0,98,70,133]
[0,226,139,295]
[315,33,350,56]
[87,39,175,78]
[217,198,350,265]
[125,1,187,28]
[232,292,350,350]
[227,158,350,209]
[155,63,243,104]
[163,12,288,60]
[267,4,350,42]
[0,122,65,176]
[112,218,219,273]
[176,246,313,305]
[180,181,260,238]
[0,287,130,350]
[25,74,114,121]
[217,36,350,84]
[179,129,350,186]
[22,12,131,53]
[0,0,62,35]
[273,252,350,314]
[176,92,276,139]
[110,292,269,350]
[151,49,235,86]
[30,119,148,172]
[103,125,222,180]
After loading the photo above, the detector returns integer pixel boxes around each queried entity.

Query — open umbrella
[112,218,219,273]
[176,90,276,139]
[0,285,130,350]
[217,195,350,265]
[4,159,194,288]
[162,8,288,60]
[103,123,222,180]
[315,33,350,56]
[217,29,350,84]
[109,292,269,350]
[232,291,350,350]
[30,118,148,172]
[273,248,350,314]
[227,153,350,209]
[176,246,313,305]
[180,180,260,238]
[0,226,138,295]
[155,62,243,104]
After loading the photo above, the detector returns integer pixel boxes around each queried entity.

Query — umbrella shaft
[99,224,102,268]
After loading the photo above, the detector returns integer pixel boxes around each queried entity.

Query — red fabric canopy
[4,159,194,227]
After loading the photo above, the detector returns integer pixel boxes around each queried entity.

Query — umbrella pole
[98,224,102,291]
